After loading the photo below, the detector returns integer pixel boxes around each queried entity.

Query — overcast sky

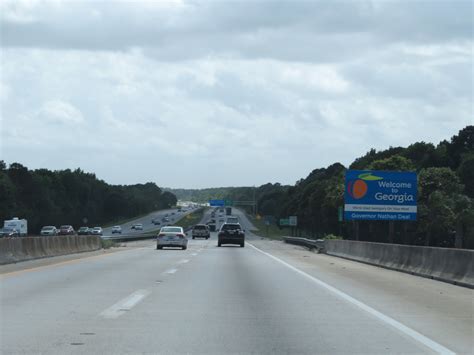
[1,0,472,188]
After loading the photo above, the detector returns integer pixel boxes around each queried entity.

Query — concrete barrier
[325,240,474,288]
[0,236,101,265]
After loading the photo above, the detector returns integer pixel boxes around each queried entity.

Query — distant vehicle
[156,226,188,250]
[162,217,170,223]
[111,226,122,234]
[152,218,161,225]
[3,217,27,236]
[59,225,75,235]
[131,223,143,230]
[40,226,58,236]
[192,224,210,239]
[226,216,239,224]
[177,208,182,212]
[207,219,217,232]
[171,212,175,215]
[218,223,245,247]
[0,227,20,238]
[91,227,103,236]
[77,226,90,235]
[218,217,225,223]
[226,207,232,215]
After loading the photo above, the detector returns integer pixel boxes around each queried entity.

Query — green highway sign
[224,200,233,206]
[280,218,290,226]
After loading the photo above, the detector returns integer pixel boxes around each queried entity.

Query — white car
[131,223,143,230]
[90,227,103,236]
[226,217,239,224]
[40,226,58,236]
[156,226,188,250]
[111,226,122,234]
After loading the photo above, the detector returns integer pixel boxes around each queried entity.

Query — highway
[101,207,196,237]
[1,209,472,354]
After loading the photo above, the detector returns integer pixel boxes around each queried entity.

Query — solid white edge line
[247,242,455,355]
[100,289,151,319]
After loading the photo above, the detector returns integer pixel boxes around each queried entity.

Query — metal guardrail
[283,237,326,252]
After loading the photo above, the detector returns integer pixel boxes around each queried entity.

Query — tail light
[158,233,165,238]
[176,233,185,239]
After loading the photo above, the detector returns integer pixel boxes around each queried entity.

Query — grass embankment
[174,208,206,230]
[247,215,292,240]
[101,239,118,249]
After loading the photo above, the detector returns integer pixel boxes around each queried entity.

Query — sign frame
[344,170,417,221]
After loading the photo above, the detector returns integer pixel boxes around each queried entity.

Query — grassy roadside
[247,215,292,240]
[174,208,207,230]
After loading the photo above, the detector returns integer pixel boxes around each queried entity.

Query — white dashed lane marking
[100,289,151,319]
[163,268,178,274]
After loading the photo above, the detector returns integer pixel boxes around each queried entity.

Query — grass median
[174,208,206,230]
[102,211,156,228]
[247,215,292,240]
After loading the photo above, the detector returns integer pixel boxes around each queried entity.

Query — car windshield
[194,225,206,230]
[161,227,182,233]
[60,226,70,229]
[42,226,54,230]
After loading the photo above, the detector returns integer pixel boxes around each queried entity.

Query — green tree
[369,155,416,171]
[457,154,474,198]
[418,167,464,246]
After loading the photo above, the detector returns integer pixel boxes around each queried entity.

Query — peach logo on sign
[347,172,383,199]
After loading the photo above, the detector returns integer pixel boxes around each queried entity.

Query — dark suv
[218,223,245,247]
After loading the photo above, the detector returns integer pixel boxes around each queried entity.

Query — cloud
[1,1,472,60]
[0,1,472,187]
[37,100,84,124]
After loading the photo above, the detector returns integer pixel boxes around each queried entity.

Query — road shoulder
[248,237,473,355]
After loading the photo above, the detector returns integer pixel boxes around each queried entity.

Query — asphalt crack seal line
[247,242,455,355]
[99,289,151,319]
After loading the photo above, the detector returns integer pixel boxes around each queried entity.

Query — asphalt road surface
[1,210,472,354]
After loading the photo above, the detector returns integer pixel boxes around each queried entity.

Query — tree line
[0,163,177,233]
[170,126,474,249]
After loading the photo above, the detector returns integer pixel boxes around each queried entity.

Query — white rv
[3,218,28,236]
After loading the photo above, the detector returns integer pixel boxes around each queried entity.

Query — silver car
[90,227,103,236]
[40,226,58,236]
[156,226,188,250]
